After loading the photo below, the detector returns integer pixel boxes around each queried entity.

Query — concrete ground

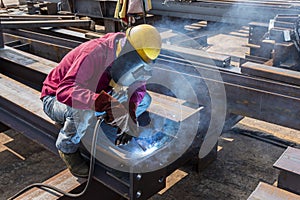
[0,19,300,200]
[150,118,300,200]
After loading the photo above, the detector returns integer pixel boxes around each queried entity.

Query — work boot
[58,150,89,178]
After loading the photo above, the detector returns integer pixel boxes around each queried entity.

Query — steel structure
[1,4,300,198]
[59,0,300,24]
[149,0,300,24]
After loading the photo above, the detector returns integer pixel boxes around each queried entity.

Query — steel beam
[25,28,89,43]
[152,58,300,131]
[0,18,3,48]
[0,19,91,29]
[150,0,300,24]
[3,29,82,48]
[0,73,58,153]
[241,62,300,86]
[248,182,300,200]
[161,44,231,68]
[0,46,56,90]
[273,146,300,195]
[3,33,72,63]
[0,14,75,20]
[2,45,300,131]
[157,56,300,100]
[0,122,9,132]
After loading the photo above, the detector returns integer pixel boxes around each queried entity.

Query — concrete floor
[150,122,285,200]
[1,20,300,200]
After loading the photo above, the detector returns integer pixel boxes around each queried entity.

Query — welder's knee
[137,111,151,127]
[143,92,152,106]
[139,92,152,111]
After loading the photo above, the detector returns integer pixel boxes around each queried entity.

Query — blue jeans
[42,93,151,154]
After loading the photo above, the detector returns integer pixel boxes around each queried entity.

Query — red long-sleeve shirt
[41,32,146,111]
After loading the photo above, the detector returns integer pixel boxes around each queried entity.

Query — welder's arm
[115,82,146,145]
[127,81,146,124]
[115,110,139,146]
[95,91,141,146]
[95,90,129,133]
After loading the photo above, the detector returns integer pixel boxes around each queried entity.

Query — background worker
[40,24,162,178]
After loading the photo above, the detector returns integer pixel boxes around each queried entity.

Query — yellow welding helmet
[126,24,162,63]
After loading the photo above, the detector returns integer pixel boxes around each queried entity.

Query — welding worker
[40,24,162,177]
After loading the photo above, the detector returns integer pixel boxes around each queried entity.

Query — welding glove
[95,90,129,133]
[115,128,133,146]
[128,101,140,136]
[115,111,139,146]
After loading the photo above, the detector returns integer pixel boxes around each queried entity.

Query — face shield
[110,40,153,86]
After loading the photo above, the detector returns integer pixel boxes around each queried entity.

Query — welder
[40,24,162,178]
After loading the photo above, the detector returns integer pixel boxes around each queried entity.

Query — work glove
[114,105,139,146]
[128,101,140,137]
[115,128,133,146]
[95,90,129,134]
[115,118,139,146]
[129,101,137,123]
[114,102,139,146]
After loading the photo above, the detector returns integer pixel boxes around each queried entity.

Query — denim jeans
[42,92,151,154]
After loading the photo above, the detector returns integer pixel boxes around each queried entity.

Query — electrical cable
[8,116,105,200]
[232,127,299,149]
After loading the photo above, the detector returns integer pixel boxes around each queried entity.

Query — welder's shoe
[58,150,89,178]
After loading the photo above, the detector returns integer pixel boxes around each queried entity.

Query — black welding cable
[8,117,104,200]
[232,127,299,149]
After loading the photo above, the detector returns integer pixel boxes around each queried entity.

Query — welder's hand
[115,130,133,146]
[95,90,129,133]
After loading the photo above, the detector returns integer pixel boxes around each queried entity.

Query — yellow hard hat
[126,24,162,63]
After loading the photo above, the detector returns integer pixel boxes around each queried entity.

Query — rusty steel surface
[15,169,85,199]
[150,0,300,24]
[155,55,300,101]
[2,34,300,131]
[27,28,90,43]
[3,33,72,62]
[152,58,300,131]
[0,73,58,154]
[0,14,75,20]
[53,0,300,25]
[161,44,231,68]
[245,14,300,71]
[241,62,300,86]
[247,182,300,200]
[4,29,82,48]
[277,171,300,195]
[0,50,49,91]
[273,146,300,195]
[0,19,91,29]
[273,146,300,174]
